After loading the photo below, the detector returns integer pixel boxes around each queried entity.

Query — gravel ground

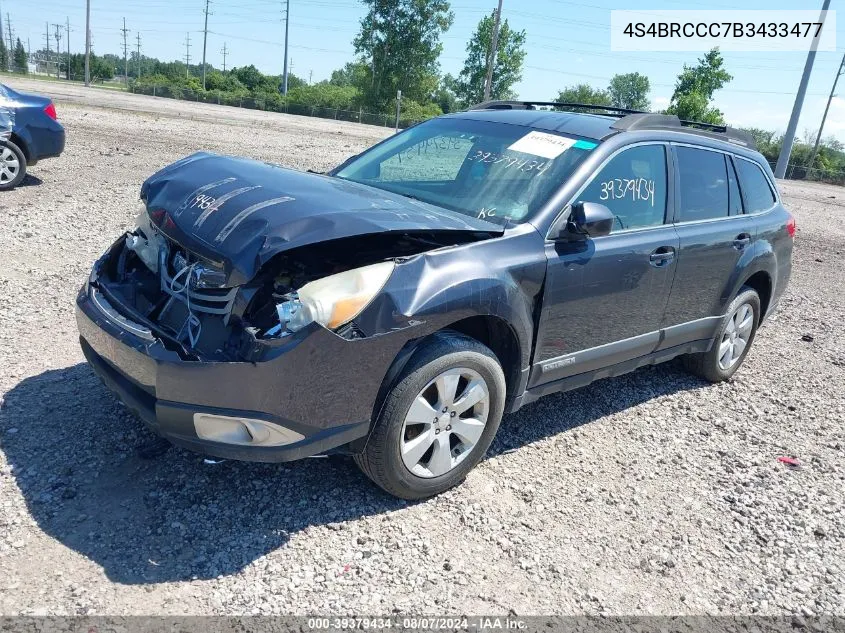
[0,78,843,616]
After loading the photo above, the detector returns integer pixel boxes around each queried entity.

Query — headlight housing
[280,261,395,333]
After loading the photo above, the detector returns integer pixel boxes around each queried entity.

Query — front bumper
[75,272,406,462]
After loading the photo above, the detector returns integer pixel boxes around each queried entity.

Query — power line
[136,31,142,78]
[184,31,192,77]
[282,0,290,94]
[807,52,845,170]
[775,0,831,178]
[221,41,228,72]
[201,0,211,89]
[6,12,13,64]
[65,16,71,80]
[120,17,130,83]
[84,0,90,85]
[52,22,63,78]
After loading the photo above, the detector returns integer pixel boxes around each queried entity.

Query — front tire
[355,332,506,500]
[683,286,761,382]
[0,141,26,190]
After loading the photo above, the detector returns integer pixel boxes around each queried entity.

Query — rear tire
[355,331,506,500]
[683,286,760,382]
[0,141,26,191]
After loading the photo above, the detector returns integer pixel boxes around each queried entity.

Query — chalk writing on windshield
[599,178,656,207]
[465,150,552,174]
[477,206,496,219]
[397,136,468,163]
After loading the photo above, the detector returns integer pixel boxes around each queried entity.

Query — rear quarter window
[735,158,777,213]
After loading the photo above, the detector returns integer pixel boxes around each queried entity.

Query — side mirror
[564,201,614,239]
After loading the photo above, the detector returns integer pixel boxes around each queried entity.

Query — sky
[11,0,845,143]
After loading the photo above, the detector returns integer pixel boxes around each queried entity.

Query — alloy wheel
[0,146,20,185]
[718,302,754,370]
[400,367,490,478]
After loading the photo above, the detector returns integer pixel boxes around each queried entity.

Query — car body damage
[140,152,502,287]
[76,149,539,462]
[77,221,545,458]
[90,152,507,362]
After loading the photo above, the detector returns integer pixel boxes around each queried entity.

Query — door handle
[733,233,752,250]
[649,246,675,267]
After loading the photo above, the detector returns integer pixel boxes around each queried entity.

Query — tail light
[44,102,57,120]
[786,213,796,238]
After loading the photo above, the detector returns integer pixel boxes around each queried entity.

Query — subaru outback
[76,101,794,499]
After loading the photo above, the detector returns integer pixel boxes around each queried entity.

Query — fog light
[193,413,304,447]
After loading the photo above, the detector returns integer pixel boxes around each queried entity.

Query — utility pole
[120,18,130,83]
[84,0,91,85]
[52,23,63,78]
[6,13,12,61]
[308,69,312,85]
[483,0,503,102]
[184,32,191,77]
[775,0,831,179]
[65,17,71,80]
[201,0,211,89]
[220,42,228,72]
[807,52,845,172]
[44,22,50,75]
[282,0,290,95]
[136,32,142,79]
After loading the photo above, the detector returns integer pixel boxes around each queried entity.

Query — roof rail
[611,113,756,149]
[468,100,647,116]
[468,101,757,150]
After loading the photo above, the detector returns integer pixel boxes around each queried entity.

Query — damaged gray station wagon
[76,102,795,499]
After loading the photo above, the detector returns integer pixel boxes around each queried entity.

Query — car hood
[140,152,502,286]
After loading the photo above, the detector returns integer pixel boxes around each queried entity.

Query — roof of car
[445,108,618,141]
[445,101,757,152]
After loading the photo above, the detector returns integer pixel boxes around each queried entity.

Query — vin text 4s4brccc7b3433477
[76,101,794,499]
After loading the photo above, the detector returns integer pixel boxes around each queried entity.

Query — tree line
[0,37,28,74]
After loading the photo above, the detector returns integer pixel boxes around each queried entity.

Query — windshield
[333,117,598,225]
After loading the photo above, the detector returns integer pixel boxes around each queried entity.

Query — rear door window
[577,144,667,232]
[675,146,729,222]
[735,158,777,213]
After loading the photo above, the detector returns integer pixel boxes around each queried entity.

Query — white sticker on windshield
[507,131,575,159]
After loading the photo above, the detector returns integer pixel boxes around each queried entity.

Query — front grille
[158,248,237,317]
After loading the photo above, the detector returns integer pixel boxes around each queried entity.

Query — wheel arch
[358,314,525,450]
[741,270,773,320]
[723,240,775,320]
[8,132,31,163]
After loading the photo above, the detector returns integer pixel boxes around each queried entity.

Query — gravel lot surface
[0,78,843,616]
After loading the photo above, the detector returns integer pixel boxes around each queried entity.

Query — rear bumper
[19,121,65,165]
[74,266,407,462]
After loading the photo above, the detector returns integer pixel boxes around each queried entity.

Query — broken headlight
[270,261,395,335]
[125,204,166,274]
